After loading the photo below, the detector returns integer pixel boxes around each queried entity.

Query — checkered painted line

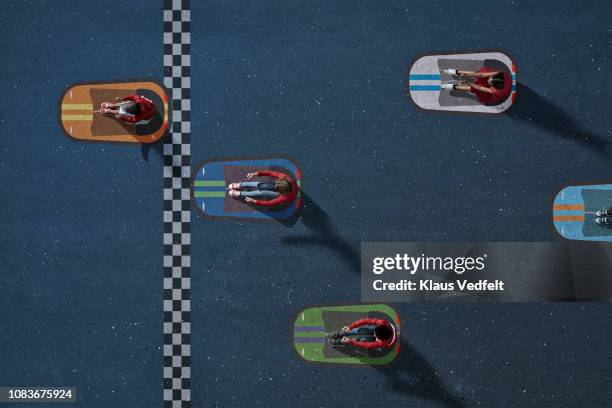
[163,1,191,407]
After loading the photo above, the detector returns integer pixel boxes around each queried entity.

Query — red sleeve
[347,318,386,330]
[121,94,137,101]
[478,67,496,74]
[256,170,284,179]
[252,194,289,207]
[120,115,138,123]
[347,338,385,349]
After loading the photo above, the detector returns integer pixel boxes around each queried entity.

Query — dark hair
[374,324,393,341]
[490,73,505,90]
[124,101,141,115]
[276,179,293,194]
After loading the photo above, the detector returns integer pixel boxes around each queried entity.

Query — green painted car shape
[293,304,401,366]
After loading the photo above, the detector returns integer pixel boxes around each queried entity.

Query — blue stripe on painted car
[553,210,585,215]
[294,337,326,344]
[409,85,440,91]
[409,74,441,80]
[294,327,325,333]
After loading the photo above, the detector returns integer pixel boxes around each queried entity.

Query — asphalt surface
[1,1,611,407]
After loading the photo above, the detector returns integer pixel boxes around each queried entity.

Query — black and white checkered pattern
[163,1,191,407]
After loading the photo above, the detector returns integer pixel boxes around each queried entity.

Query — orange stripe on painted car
[553,204,585,211]
[553,215,585,222]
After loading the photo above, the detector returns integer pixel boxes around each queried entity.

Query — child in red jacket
[227,170,298,207]
[100,94,157,124]
[441,67,512,106]
[328,318,396,350]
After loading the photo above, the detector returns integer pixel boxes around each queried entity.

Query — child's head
[489,73,505,90]
[276,178,293,194]
[124,101,141,115]
[374,324,393,341]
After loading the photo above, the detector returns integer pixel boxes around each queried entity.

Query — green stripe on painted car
[194,191,226,198]
[194,180,226,187]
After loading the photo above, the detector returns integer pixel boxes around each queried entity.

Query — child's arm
[257,170,288,180]
[477,70,500,78]
[346,338,385,349]
[114,114,138,123]
[248,195,289,207]
[468,82,495,94]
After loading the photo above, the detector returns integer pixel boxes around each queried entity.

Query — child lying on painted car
[328,318,396,350]
[441,67,512,105]
[227,170,297,207]
[100,94,157,124]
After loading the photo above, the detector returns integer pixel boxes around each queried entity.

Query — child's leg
[239,181,260,190]
[102,102,121,109]
[457,70,478,77]
[347,326,376,343]
[453,83,472,91]
[346,326,375,336]
[240,190,279,199]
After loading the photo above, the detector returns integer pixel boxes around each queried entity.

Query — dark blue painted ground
[1,1,611,407]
